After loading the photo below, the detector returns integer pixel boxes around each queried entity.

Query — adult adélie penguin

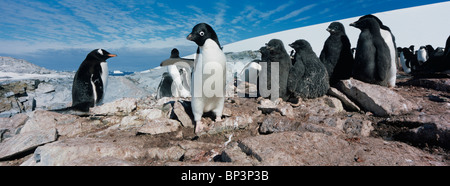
[357,15,398,87]
[350,15,393,88]
[187,23,226,135]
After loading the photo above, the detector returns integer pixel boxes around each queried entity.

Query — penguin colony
[65,14,449,135]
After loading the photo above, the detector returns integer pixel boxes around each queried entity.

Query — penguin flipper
[287,58,306,94]
[92,72,104,104]
[375,48,391,82]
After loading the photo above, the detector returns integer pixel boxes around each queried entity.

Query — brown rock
[327,87,361,112]
[137,118,180,135]
[336,78,419,116]
[230,131,444,166]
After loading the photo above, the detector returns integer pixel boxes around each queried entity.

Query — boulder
[172,101,194,128]
[336,78,419,116]
[21,110,93,138]
[21,137,148,166]
[0,113,28,141]
[327,87,361,112]
[0,128,57,160]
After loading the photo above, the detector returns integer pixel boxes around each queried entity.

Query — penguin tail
[48,106,90,116]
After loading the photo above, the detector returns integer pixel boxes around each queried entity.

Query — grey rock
[204,115,253,135]
[21,137,148,166]
[0,113,29,142]
[259,114,299,134]
[173,101,194,128]
[258,99,295,118]
[91,98,137,116]
[336,78,419,116]
[0,128,57,160]
[328,87,361,112]
[343,118,373,137]
[35,83,55,94]
[137,109,163,121]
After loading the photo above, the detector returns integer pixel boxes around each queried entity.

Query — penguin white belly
[90,74,97,105]
[99,62,108,102]
[380,29,397,87]
[191,39,226,121]
[417,49,428,63]
[168,65,191,98]
[399,52,411,74]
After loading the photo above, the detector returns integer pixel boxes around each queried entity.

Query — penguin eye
[199,31,205,36]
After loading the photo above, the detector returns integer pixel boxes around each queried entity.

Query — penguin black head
[349,15,380,31]
[87,49,117,62]
[187,23,221,48]
[266,39,287,54]
[170,48,180,58]
[359,14,392,31]
[289,39,313,52]
[327,22,346,34]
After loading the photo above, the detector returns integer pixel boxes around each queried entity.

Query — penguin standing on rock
[352,15,397,87]
[187,23,226,134]
[72,49,116,112]
[350,15,393,87]
[319,22,354,86]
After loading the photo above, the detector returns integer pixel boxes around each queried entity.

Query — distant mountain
[0,56,54,74]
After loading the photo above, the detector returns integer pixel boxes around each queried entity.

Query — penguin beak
[187,34,194,41]
[108,54,117,57]
[349,22,356,27]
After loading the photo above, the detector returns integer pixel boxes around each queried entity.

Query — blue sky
[0,0,447,72]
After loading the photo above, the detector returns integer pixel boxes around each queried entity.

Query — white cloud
[274,4,317,22]
[260,1,295,19]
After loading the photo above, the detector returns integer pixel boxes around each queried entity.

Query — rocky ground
[0,75,449,166]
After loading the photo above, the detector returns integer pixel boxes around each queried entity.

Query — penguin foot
[195,121,207,134]
[290,97,303,107]
[215,116,222,122]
